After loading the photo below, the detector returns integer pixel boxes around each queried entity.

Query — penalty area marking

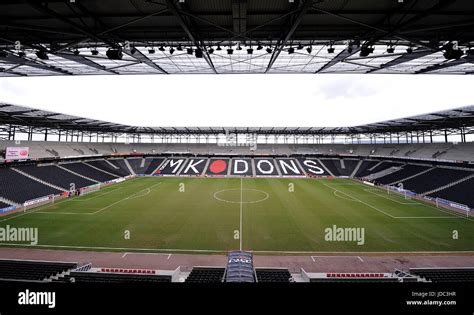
[311,255,364,263]
[363,188,418,205]
[36,182,161,216]
[122,252,172,260]
[323,183,464,220]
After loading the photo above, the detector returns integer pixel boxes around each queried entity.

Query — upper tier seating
[374,164,431,185]
[410,268,474,282]
[0,168,61,203]
[0,259,77,281]
[401,167,472,194]
[60,163,116,182]
[256,268,293,283]
[185,267,225,283]
[428,177,474,207]
[18,164,96,190]
[2,141,474,162]
[67,271,171,283]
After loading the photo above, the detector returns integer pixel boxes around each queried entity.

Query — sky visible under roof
[0,73,472,128]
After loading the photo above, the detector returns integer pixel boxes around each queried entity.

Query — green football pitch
[1,177,473,253]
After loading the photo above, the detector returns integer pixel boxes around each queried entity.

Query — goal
[79,184,101,196]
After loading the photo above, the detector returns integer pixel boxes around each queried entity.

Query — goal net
[79,184,101,196]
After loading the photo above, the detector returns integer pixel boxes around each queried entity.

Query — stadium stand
[144,158,165,175]
[67,271,172,283]
[185,267,226,283]
[0,259,77,282]
[0,168,61,203]
[374,164,431,185]
[400,167,473,194]
[354,160,380,178]
[127,158,152,175]
[60,162,116,182]
[410,268,474,283]
[255,268,293,283]
[108,159,134,175]
[17,164,96,190]
[427,177,474,208]
[86,160,129,177]
[0,201,10,208]
[2,141,474,162]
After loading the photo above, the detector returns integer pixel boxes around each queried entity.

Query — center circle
[213,188,269,204]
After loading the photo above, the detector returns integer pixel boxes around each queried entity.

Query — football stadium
[0,0,474,312]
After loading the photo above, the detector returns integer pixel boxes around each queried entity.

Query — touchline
[0,225,38,245]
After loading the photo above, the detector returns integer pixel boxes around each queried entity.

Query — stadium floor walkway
[0,248,473,273]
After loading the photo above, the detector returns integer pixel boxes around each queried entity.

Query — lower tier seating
[185,267,225,283]
[0,200,10,208]
[67,271,171,283]
[60,162,116,182]
[18,164,96,190]
[375,164,430,185]
[256,268,293,283]
[428,177,474,207]
[401,167,472,194]
[87,160,129,177]
[127,158,152,174]
[144,158,165,175]
[410,268,474,282]
[0,259,77,281]
[0,168,61,203]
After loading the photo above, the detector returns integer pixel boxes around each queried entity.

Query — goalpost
[79,183,102,196]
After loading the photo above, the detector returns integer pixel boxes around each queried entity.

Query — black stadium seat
[0,168,62,204]
[410,268,474,283]
[185,267,225,283]
[256,268,293,283]
[67,271,171,283]
[0,259,77,282]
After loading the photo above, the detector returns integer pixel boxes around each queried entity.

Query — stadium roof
[0,102,473,135]
[0,0,473,76]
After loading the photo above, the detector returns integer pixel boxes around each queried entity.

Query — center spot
[214,188,269,204]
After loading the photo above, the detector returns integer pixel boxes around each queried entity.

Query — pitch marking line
[367,183,474,222]
[333,190,358,202]
[36,182,161,216]
[240,177,243,251]
[1,243,474,255]
[311,255,364,262]
[69,187,124,202]
[122,252,173,259]
[363,188,418,205]
[323,183,397,219]
[324,183,464,220]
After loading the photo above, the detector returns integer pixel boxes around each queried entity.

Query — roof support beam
[123,48,168,74]
[0,52,72,75]
[265,0,312,73]
[56,52,120,74]
[416,55,474,74]
[165,0,217,74]
[27,1,119,49]
[232,0,247,35]
[367,49,433,73]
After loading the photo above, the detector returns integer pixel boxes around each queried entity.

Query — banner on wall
[5,147,29,160]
